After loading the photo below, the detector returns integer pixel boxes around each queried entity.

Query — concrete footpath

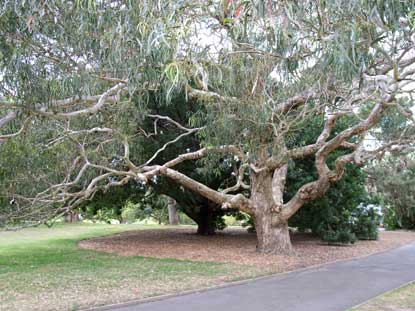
[98,244,415,311]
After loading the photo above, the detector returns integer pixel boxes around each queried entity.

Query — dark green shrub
[367,156,415,230]
[316,211,357,244]
[353,207,379,240]
[321,228,357,245]
[383,206,400,230]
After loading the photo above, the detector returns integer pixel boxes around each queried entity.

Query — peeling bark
[255,216,292,254]
[250,168,294,255]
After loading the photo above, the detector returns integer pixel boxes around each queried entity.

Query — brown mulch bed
[78,228,415,273]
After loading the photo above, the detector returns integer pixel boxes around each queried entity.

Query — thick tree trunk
[251,169,294,255]
[254,215,292,254]
[181,205,218,235]
[195,205,216,235]
[166,197,179,225]
[196,216,216,235]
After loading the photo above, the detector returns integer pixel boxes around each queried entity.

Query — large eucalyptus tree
[1,0,415,254]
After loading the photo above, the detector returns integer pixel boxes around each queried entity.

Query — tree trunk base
[255,219,295,255]
[189,205,218,236]
[196,222,216,235]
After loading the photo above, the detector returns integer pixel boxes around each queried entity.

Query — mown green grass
[351,282,415,311]
[0,223,256,311]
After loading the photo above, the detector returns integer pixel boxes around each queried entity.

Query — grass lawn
[0,223,257,311]
[352,282,415,311]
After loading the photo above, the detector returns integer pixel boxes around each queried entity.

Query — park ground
[352,282,415,311]
[1,223,415,311]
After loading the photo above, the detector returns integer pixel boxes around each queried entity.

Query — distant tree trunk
[167,197,179,225]
[64,211,80,223]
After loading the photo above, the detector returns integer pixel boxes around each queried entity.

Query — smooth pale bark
[255,216,292,254]
[271,164,288,212]
[167,197,179,225]
[250,169,294,255]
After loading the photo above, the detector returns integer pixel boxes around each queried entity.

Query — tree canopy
[1,0,414,253]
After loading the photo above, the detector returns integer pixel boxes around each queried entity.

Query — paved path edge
[81,242,415,311]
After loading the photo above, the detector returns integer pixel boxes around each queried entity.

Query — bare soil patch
[79,228,415,273]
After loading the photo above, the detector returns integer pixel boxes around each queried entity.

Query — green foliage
[286,115,374,243]
[212,212,227,231]
[371,101,415,142]
[186,1,415,158]
[128,93,238,233]
[148,196,170,225]
[283,112,381,243]
[120,201,144,224]
[223,215,244,227]
[235,212,256,233]
[287,161,373,244]
[82,186,172,224]
[0,126,78,225]
[1,0,414,233]
[320,228,357,245]
[230,113,380,244]
[314,205,379,244]
[0,0,185,108]
[313,205,356,244]
[382,206,401,230]
[353,207,379,240]
[368,155,415,230]
[92,209,118,224]
[80,182,145,223]
[177,212,196,225]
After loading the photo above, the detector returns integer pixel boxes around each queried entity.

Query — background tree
[0,1,414,254]
[367,154,415,230]
[136,94,238,235]
[80,93,236,234]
